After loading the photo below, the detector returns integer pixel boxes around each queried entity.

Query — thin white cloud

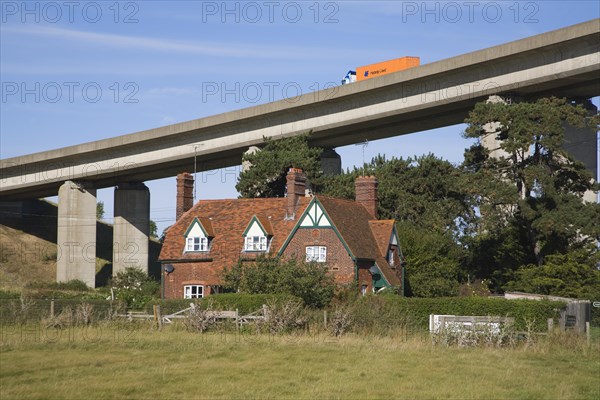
[145,87,199,96]
[0,25,342,60]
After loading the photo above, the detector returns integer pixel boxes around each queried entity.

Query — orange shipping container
[356,56,420,81]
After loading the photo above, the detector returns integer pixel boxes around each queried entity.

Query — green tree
[505,247,600,300]
[149,220,158,238]
[236,133,324,198]
[463,97,599,291]
[96,201,105,220]
[321,154,475,236]
[398,221,460,297]
[221,256,335,308]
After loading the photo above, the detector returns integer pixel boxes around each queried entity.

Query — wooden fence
[121,303,268,328]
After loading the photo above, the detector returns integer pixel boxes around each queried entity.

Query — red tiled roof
[316,196,381,260]
[198,217,215,237]
[369,220,395,258]
[375,256,401,287]
[159,197,311,264]
[255,215,274,236]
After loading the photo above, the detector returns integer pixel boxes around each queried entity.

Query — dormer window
[245,236,267,251]
[187,237,208,252]
[388,226,402,268]
[183,217,214,253]
[242,215,273,253]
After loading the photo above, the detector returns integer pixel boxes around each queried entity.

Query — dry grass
[0,225,56,290]
[1,324,598,400]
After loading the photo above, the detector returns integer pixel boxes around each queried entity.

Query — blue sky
[1,1,599,234]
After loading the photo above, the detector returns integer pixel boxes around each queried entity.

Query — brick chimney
[355,176,378,219]
[176,172,194,221]
[286,168,306,219]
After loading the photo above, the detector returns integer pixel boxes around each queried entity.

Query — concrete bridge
[1,19,599,287]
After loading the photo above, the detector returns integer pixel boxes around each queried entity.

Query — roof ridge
[315,195,357,204]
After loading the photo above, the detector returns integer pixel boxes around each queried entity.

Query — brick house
[159,168,404,299]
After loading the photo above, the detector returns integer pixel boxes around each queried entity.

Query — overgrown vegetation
[109,267,160,309]
[222,256,335,308]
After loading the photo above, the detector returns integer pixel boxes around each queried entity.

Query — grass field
[1,324,598,400]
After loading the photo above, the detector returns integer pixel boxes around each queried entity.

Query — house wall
[164,226,366,299]
[357,261,374,293]
[163,261,222,299]
[282,227,355,285]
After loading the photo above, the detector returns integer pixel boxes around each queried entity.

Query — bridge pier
[563,99,598,203]
[57,181,97,288]
[320,148,342,176]
[113,182,150,276]
[482,95,598,203]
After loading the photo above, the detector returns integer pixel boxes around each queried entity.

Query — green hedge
[147,293,300,315]
[25,280,91,292]
[349,296,566,332]
[0,290,20,300]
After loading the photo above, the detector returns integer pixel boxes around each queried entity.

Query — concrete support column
[113,182,150,276]
[57,181,97,288]
[481,95,511,160]
[563,99,598,203]
[242,146,260,172]
[320,148,342,176]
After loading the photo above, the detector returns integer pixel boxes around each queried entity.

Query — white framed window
[306,246,327,262]
[184,285,204,299]
[245,236,267,251]
[388,249,395,266]
[186,237,208,252]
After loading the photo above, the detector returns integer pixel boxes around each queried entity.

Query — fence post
[50,300,55,319]
[323,310,328,329]
[262,304,269,322]
[156,305,163,330]
[547,318,554,332]
[586,321,590,346]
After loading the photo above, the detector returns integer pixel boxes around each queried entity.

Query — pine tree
[463,97,599,292]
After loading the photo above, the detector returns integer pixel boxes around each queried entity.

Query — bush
[110,267,160,309]
[329,305,353,337]
[222,256,335,308]
[264,298,307,334]
[25,280,91,292]
[0,290,20,300]
[185,300,218,333]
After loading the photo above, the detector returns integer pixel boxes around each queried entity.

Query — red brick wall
[164,227,361,299]
[355,176,378,219]
[163,261,222,299]
[282,228,355,284]
[357,261,374,294]
[286,168,306,218]
[176,173,194,221]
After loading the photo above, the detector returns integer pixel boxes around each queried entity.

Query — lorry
[342,56,420,85]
